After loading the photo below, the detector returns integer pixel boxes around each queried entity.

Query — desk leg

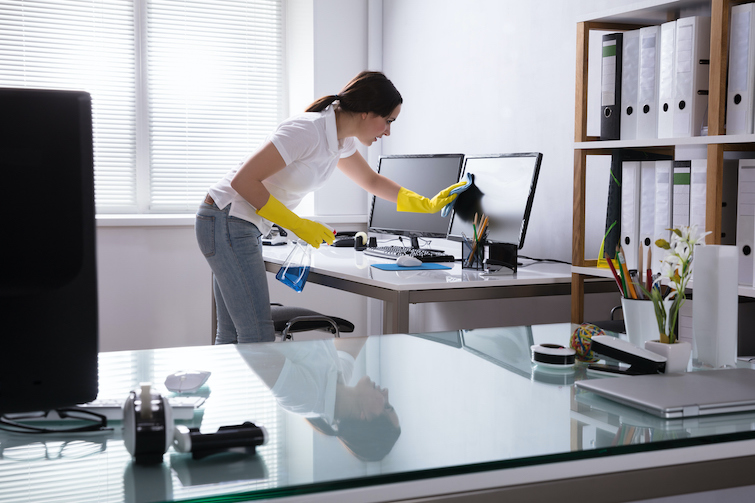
[382,291,410,334]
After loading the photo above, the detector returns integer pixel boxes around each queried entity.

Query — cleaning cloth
[440,172,474,217]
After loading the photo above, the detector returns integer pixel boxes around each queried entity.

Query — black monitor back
[0,88,99,414]
[368,154,464,239]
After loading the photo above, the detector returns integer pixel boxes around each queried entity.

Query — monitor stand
[409,236,445,254]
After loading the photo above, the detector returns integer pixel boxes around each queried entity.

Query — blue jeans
[195,201,275,344]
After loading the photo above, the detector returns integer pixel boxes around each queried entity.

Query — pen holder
[462,240,484,270]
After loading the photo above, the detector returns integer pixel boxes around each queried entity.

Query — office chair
[588,305,625,334]
[270,303,354,341]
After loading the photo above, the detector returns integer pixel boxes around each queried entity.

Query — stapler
[588,335,667,375]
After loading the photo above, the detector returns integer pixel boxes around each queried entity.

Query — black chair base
[270,304,355,341]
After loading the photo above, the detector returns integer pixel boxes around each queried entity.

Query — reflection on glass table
[0,324,754,502]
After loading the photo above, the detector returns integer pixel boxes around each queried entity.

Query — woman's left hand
[395,180,467,213]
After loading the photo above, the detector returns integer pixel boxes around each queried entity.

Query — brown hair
[306,414,401,462]
[306,71,402,117]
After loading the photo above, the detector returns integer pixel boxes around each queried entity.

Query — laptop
[575,368,755,419]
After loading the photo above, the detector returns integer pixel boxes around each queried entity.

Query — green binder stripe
[673,172,691,185]
[602,44,617,57]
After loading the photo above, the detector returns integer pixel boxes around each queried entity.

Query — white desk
[4,327,755,502]
[262,243,613,333]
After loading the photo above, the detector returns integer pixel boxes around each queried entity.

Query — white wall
[96,0,626,351]
[380,0,623,262]
[96,219,212,351]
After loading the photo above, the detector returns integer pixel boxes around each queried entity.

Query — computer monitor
[447,153,542,248]
[368,154,464,247]
[0,88,99,414]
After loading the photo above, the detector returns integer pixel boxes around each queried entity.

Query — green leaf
[655,238,671,249]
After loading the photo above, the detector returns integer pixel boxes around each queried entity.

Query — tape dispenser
[123,383,267,465]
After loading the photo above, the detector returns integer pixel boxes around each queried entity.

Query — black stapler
[588,335,667,375]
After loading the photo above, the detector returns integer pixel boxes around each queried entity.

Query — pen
[477,215,489,241]
[618,246,637,299]
[629,270,644,299]
[615,246,629,299]
[638,243,643,279]
[604,250,625,297]
[461,231,474,264]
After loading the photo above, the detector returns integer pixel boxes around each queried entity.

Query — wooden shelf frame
[570,0,752,323]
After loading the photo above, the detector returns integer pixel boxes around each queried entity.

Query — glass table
[2,323,755,502]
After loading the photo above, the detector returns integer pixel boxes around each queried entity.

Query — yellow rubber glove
[396,180,468,213]
[256,195,335,248]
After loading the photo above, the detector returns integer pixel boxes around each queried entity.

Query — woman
[196,71,465,344]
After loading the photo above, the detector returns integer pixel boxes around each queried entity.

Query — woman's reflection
[237,337,400,461]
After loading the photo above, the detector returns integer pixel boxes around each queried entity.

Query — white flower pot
[621,297,674,347]
[644,340,692,374]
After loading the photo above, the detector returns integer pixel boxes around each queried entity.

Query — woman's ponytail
[306,95,341,113]
[305,71,402,117]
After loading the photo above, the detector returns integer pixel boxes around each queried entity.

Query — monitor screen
[0,88,99,414]
[368,154,464,240]
[447,153,542,248]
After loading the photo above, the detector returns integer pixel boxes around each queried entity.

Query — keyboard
[77,396,206,420]
[363,246,456,263]
[5,396,206,422]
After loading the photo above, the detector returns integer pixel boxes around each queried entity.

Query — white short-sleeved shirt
[269,340,356,427]
[208,105,357,236]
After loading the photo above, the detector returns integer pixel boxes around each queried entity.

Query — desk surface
[262,244,612,333]
[262,243,575,292]
[3,325,755,503]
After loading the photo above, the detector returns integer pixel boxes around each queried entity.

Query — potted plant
[640,225,709,373]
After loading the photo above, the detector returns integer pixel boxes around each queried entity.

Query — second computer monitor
[369,154,464,241]
[447,153,542,248]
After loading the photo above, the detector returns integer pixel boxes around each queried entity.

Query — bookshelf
[572,0,755,324]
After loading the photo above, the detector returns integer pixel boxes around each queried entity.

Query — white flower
[674,242,691,262]
[685,224,711,246]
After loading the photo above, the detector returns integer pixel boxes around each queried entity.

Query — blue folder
[371,263,452,271]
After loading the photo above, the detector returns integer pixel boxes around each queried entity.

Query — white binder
[738,159,755,286]
[639,161,656,251]
[689,159,707,232]
[621,29,641,140]
[637,25,661,139]
[721,159,739,245]
[621,161,641,270]
[653,160,674,273]
[727,3,755,135]
[673,16,711,138]
[672,161,691,228]
[657,20,676,138]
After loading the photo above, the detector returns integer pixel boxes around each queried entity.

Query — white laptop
[575,368,755,419]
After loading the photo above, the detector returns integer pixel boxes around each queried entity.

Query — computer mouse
[396,255,422,267]
[165,370,211,393]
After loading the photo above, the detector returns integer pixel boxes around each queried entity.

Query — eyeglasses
[0,435,109,461]
[0,408,110,434]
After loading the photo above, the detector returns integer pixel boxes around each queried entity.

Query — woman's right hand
[256,195,334,248]
[288,219,335,248]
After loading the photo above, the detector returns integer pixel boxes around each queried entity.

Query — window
[0,0,284,214]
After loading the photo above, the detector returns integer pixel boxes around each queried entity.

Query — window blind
[0,0,284,214]
[0,0,138,212]
[146,0,284,212]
